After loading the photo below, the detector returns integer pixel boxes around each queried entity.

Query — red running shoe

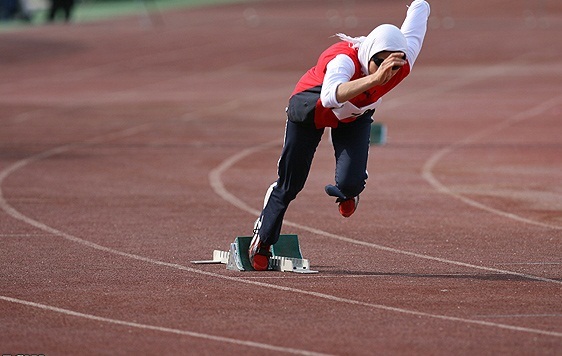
[338,196,359,218]
[248,221,271,271]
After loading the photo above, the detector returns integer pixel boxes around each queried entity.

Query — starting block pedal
[191,235,318,274]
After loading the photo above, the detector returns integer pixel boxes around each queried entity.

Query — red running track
[1,0,561,354]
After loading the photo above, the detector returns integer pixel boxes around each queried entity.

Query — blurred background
[1,0,555,30]
[0,0,244,28]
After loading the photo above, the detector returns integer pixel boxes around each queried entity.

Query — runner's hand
[372,52,406,85]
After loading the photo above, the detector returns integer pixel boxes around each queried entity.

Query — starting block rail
[190,250,230,265]
[191,235,318,274]
[269,255,315,273]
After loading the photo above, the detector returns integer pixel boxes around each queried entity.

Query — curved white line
[208,141,562,285]
[422,94,562,230]
[0,126,329,355]
[0,295,329,356]
[208,140,278,216]
[1,127,560,339]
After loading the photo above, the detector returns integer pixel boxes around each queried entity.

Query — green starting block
[370,122,387,146]
[191,235,317,273]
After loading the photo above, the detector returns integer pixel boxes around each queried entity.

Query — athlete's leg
[330,113,373,199]
[258,119,324,245]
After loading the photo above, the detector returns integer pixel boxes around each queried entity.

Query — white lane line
[208,140,562,285]
[494,262,561,266]
[0,234,53,237]
[474,314,562,319]
[0,125,331,355]
[0,296,330,356]
[1,128,561,339]
[238,272,556,280]
[421,94,562,231]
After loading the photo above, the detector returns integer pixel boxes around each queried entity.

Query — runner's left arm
[401,0,431,69]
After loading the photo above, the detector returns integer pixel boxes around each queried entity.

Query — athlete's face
[369,51,406,74]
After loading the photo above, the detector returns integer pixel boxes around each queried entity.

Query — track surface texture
[1,0,561,354]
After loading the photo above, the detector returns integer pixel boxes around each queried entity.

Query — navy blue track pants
[258,113,373,246]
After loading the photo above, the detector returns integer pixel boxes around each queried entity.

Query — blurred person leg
[47,0,58,21]
[62,0,73,21]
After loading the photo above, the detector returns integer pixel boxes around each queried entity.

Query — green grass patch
[73,0,247,22]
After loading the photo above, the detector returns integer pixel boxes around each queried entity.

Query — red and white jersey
[289,42,411,129]
[287,0,429,129]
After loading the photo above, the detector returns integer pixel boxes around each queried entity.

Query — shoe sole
[339,197,358,218]
[249,230,270,271]
[251,254,269,271]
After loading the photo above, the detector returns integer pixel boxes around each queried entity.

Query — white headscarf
[337,24,407,75]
